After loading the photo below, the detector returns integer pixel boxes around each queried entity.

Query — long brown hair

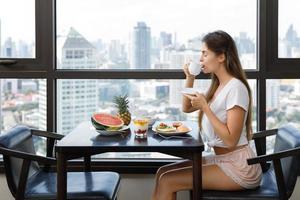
[199,30,253,141]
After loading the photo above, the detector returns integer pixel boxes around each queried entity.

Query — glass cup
[133,118,149,138]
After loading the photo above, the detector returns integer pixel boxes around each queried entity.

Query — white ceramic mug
[188,61,201,76]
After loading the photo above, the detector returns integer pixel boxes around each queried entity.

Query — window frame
[266,0,300,72]
[0,0,53,71]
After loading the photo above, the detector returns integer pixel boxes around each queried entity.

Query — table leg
[193,152,202,200]
[57,152,67,200]
[84,156,91,172]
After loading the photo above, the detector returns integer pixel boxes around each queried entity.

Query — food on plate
[156,122,176,132]
[157,122,168,129]
[154,122,191,133]
[91,113,124,130]
[176,125,190,132]
[172,122,183,128]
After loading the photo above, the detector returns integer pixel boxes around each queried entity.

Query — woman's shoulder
[225,78,250,111]
[225,78,249,98]
[229,78,248,92]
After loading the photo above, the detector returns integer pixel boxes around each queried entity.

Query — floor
[0,174,300,199]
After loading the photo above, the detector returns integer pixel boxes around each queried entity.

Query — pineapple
[113,94,131,125]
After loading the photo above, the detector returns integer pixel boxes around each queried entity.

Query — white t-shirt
[201,78,249,148]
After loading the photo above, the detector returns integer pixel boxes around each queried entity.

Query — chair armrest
[0,146,56,165]
[31,129,64,159]
[31,129,64,140]
[252,129,278,172]
[247,146,300,165]
[252,128,278,140]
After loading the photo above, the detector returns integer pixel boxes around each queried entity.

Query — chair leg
[189,190,193,200]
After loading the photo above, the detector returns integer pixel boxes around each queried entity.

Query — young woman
[151,30,262,200]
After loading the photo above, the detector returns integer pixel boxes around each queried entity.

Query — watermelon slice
[91,113,124,130]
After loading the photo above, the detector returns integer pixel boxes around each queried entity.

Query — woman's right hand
[183,63,195,79]
[182,63,197,113]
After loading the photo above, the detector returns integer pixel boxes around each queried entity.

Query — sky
[57,0,257,43]
[0,0,35,44]
[0,0,299,45]
[278,0,300,38]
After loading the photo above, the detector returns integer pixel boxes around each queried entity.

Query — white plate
[181,88,200,95]
[152,126,192,136]
[96,125,130,136]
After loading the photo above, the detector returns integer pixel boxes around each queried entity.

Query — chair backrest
[0,125,40,196]
[272,125,300,197]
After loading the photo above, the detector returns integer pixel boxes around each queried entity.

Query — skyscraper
[285,24,300,57]
[4,37,16,58]
[266,80,280,110]
[131,22,151,69]
[160,32,172,47]
[18,40,31,58]
[108,39,125,62]
[57,28,98,135]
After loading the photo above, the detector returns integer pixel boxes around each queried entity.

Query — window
[0,0,35,58]
[266,79,300,153]
[56,0,258,158]
[266,79,300,129]
[57,0,257,70]
[278,0,300,58]
[57,79,256,158]
[0,0,52,70]
[0,79,46,131]
[0,79,46,155]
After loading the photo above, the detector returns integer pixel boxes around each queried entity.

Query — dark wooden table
[55,121,204,200]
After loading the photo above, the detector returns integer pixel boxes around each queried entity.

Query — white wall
[1,174,300,200]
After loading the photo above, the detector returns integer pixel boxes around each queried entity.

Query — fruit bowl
[96,125,130,136]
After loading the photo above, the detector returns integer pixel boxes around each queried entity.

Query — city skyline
[58,25,257,69]
[2,21,300,66]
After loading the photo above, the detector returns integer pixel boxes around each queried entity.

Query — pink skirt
[203,145,262,189]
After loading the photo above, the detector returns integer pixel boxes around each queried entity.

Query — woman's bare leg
[153,164,244,200]
[151,160,192,200]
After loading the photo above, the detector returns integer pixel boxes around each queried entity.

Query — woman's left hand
[184,92,209,112]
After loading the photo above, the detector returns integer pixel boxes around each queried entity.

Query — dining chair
[195,124,300,200]
[0,125,120,200]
